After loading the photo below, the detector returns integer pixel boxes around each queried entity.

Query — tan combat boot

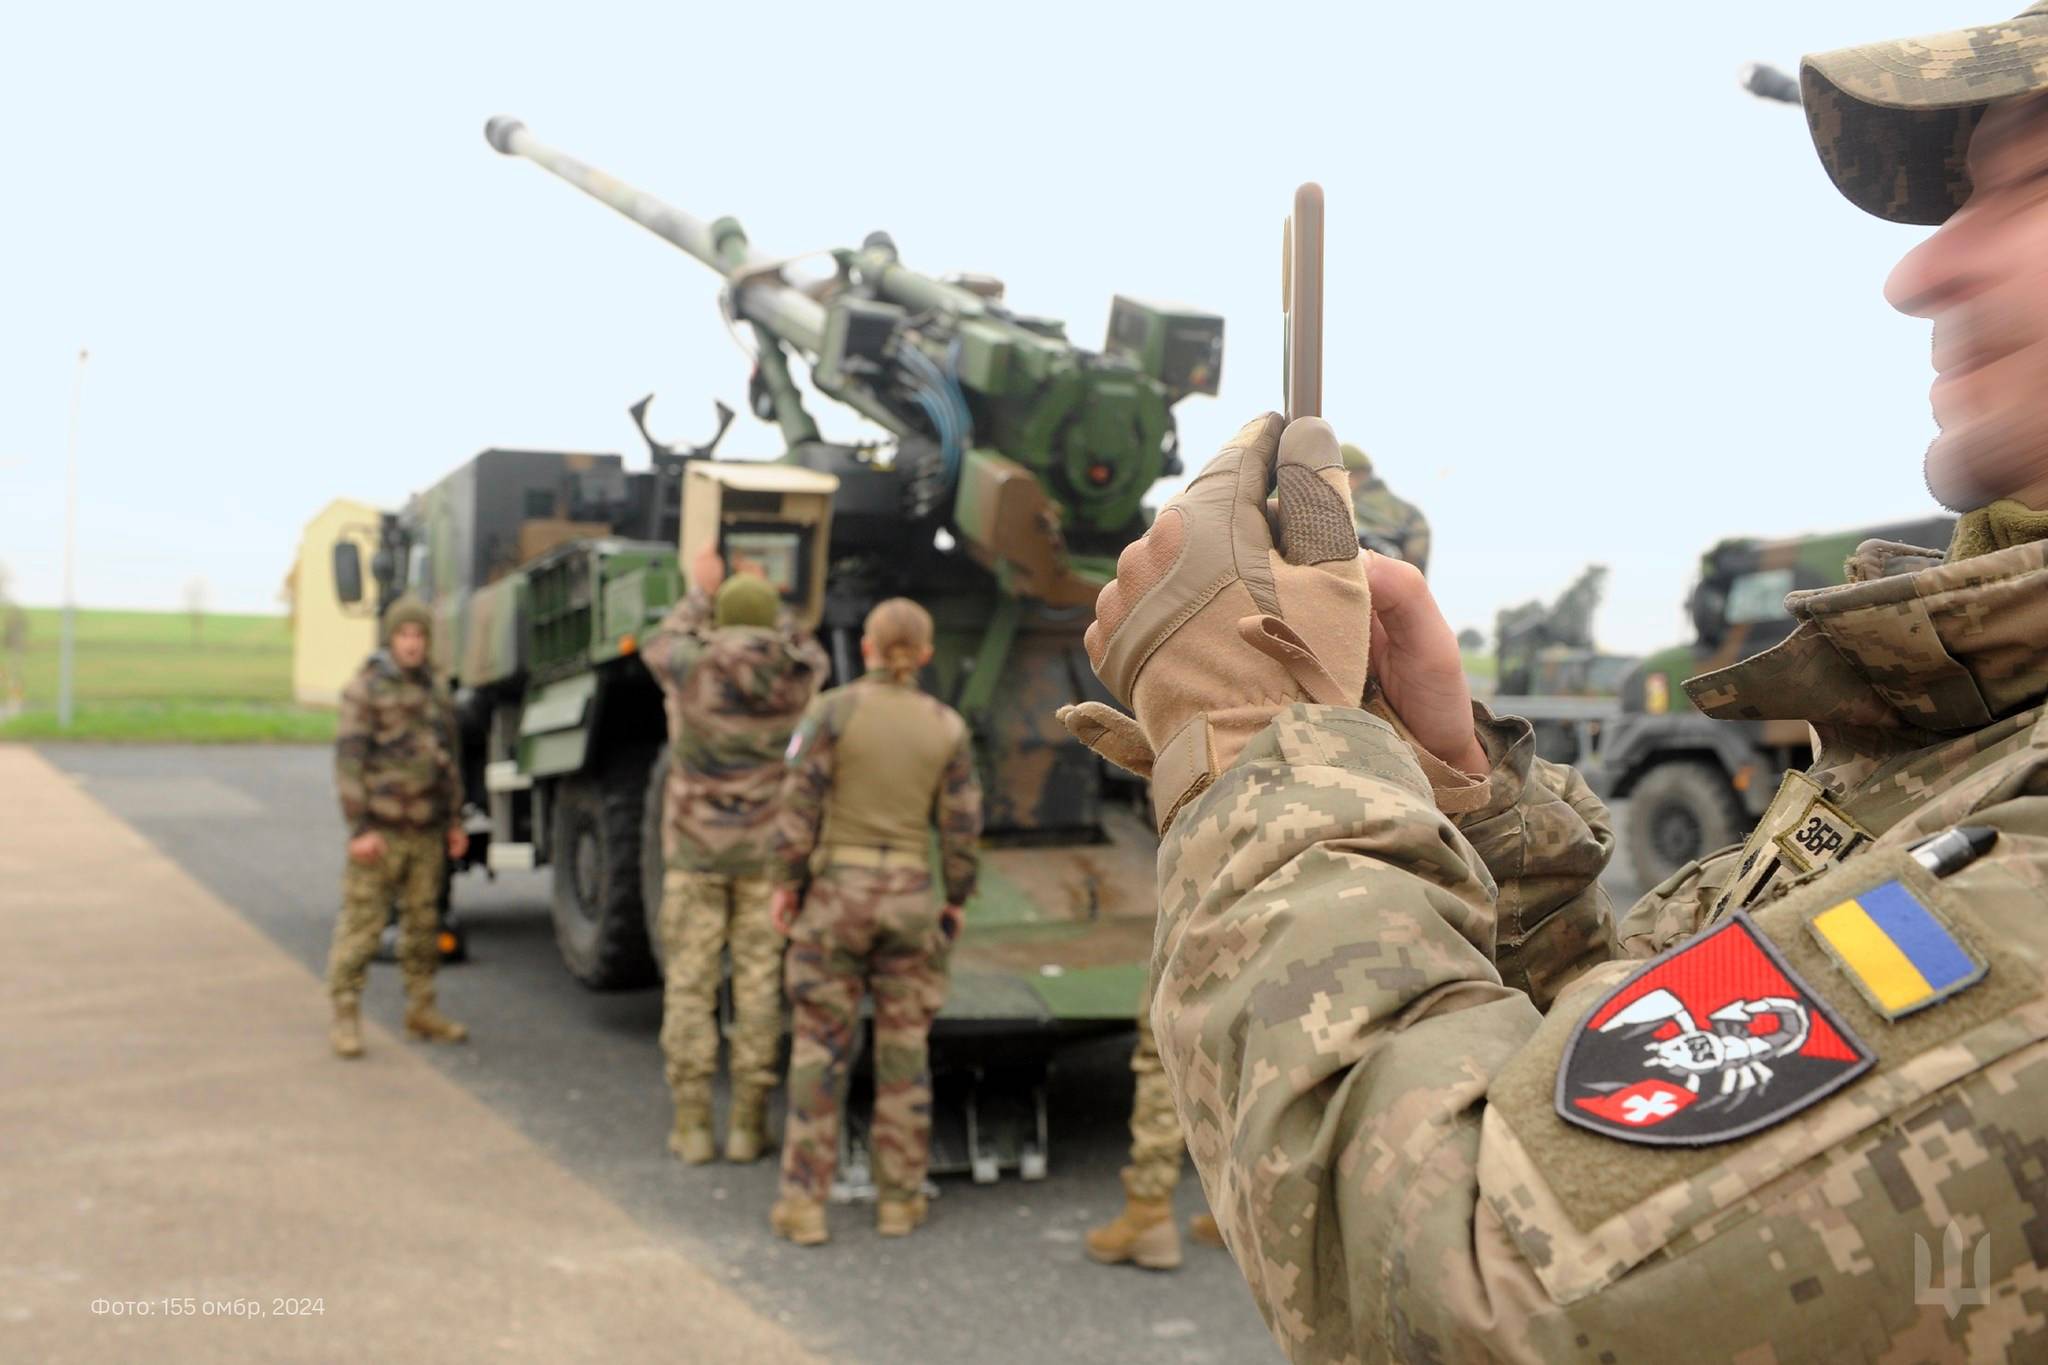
[1188,1213,1225,1249]
[770,1195,829,1247]
[668,1083,716,1165]
[404,992,469,1044]
[1086,1174,1180,1270]
[724,1084,769,1165]
[330,995,364,1060]
[876,1195,928,1238]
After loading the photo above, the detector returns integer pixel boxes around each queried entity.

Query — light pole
[59,348,87,730]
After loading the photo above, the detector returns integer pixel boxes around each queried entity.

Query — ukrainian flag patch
[1808,880,1987,1020]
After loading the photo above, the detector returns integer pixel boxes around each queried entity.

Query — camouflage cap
[714,573,779,629]
[1803,2,2048,224]
[1339,442,1372,474]
[382,595,433,643]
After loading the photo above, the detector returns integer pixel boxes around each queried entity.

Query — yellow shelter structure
[288,498,381,706]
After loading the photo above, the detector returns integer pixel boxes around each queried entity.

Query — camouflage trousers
[327,828,445,1003]
[1124,989,1185,1201]
[656,868,784,1096]
[778,861,950,1204]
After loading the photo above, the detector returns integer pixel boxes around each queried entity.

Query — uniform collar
[1684,538,2048,740]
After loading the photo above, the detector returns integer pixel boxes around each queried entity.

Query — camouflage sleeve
[334,672,373,836]
[438,684,464,828]
[787,627,830,692]
[1613,841,1748,958]
[1451,705,1616,1009]
[639,588,714,693]
[1152,702,1540,1360]
[770,696,835,889]
[934,719,982,906]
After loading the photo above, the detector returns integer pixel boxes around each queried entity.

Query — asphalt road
[43,744,1647,1364]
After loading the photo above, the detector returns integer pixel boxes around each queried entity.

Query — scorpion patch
[1556,911,1873,1146]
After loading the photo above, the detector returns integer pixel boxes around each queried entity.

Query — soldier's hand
[1058,414,1368,830]
[1365,554,1486,777]
[691,543,725,596]
[770,886,801,937]
[446,826,470,861]
[347,831,387,866]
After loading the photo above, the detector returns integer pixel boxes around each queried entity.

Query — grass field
[0,608,337,743]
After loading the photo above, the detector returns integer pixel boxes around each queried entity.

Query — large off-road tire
[549,747,660,990]
[641,750,670,976]
[1625,760,1747,887]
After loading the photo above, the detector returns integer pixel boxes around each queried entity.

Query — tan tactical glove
[1057,413,1370,831]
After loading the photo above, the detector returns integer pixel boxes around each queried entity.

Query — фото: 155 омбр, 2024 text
[91,1298,325,1319]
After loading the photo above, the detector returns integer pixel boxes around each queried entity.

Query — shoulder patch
[1556,911,1872,1146]
[1808,879,1987,1020]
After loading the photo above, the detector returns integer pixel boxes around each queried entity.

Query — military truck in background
[1585,516,1954,887]
[1486,565,1638,767]
[333,118,1225,1182]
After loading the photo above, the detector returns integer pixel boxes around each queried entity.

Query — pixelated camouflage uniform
[640,588,826,1101]
[327,644,462,1007]
[1151,531,2048,1362]
[1343,445,1431,575]
[771,671,982,1204]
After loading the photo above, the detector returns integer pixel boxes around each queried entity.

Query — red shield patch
[1555,911,1872,1146]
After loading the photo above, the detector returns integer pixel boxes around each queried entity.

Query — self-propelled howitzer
[485,117,1222,606]
[477,119,1226,1181]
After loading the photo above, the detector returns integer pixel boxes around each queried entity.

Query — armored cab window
[1725,569,1795,625]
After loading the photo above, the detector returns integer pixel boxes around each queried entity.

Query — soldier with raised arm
[1057,10,2048,1359]
[640,546,827,1165]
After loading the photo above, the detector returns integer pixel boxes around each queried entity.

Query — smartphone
[1282,182,1324,421]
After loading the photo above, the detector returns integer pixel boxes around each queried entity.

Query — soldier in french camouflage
[1084,977,1225,1271]
[1057,10,2048,1359]
[327,596,469,1058]
[1341,442,1430,574]
[766,598,983,1247]
[640,548,827,1166]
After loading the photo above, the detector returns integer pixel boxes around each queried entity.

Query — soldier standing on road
[1083,976,1224,1271]
[640,548,827,1166]
[327,596,468,1058]
[766,598,982,1247]
[1057,11,2048,1358]
[1341,442,1430,574]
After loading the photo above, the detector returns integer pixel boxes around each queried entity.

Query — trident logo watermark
[1913,1222,1991,1319]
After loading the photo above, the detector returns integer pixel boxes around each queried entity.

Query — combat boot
[1188,1213,1224,1249]
[404,992,469,1044]
[329,995,364,1060]
[876,1195,928,1238]
[1086,1174,1180,1270]
[666,1079,716,1164]
[770,1195,829,1247]
[724,1084,769,1164]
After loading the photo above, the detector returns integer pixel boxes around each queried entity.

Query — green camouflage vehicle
[334,119,1224,1181]
[1487,565,1638,767]
[1585,516,1953,885]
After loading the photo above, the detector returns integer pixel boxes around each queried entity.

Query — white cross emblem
[1621,1090,1680,1125]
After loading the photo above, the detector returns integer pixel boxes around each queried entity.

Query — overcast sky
[0,1,1988,651]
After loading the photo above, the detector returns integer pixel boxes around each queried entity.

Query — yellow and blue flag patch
[1808,880,1987,1020]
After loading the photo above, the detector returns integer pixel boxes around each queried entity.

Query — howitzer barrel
[485,117,826,352]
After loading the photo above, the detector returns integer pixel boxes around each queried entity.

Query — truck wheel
[1626,761,1746,886]
[641,750,670,976]
[549,748,660,990]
